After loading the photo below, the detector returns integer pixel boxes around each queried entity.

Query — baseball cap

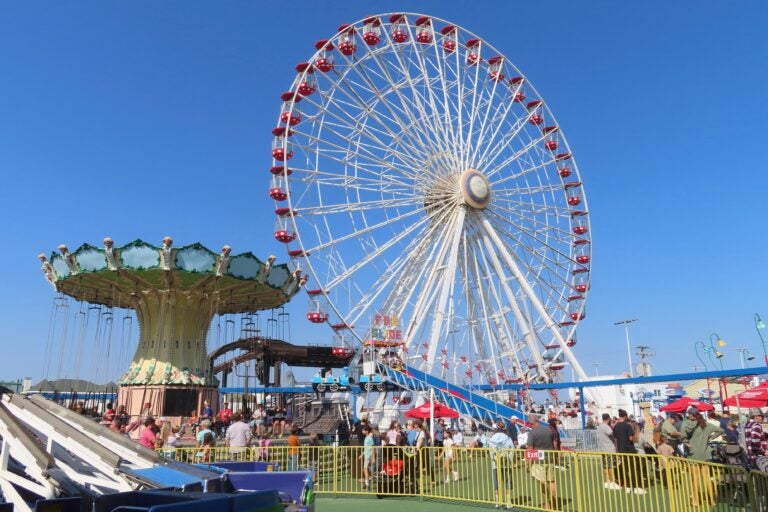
[686,406,699,416]
[749,407,764,417]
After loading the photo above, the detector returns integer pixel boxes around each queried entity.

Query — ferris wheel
[269,13,592,387]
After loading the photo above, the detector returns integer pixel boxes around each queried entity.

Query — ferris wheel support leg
[479,217,603,406]
[476,220,544,372]
[424,208,466,368]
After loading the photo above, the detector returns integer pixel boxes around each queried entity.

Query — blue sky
[1,1,767,385]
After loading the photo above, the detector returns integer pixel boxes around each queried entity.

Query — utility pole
[635,345,655,377]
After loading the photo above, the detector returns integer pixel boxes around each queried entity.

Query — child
[257,432,271,461]
[656,435,675,487]
[358,425,374,489]
[441,430,458,482]
[287,426,300,471]
[197,432,215,463]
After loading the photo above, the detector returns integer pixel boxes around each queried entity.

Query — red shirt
[219,407,233,423]
[139,428,156,449]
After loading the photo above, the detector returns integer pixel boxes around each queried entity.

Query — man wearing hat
[488,421,515,508]
[745,407,766,465]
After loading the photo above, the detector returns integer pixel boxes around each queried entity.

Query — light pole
[710,333,727,405]
[755,314,767,365]
[694,341,709,371]
[614,319,639,377]
[694,341,713,404]
[733,347,755,369]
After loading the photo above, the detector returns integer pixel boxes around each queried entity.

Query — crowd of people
[593,406,767,507]
[80,393,767,509]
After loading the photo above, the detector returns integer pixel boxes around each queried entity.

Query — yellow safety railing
[159,444,762,511]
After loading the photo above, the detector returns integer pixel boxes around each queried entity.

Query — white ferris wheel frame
[269,13,593,389]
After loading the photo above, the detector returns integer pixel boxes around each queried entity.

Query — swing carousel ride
[37,237,308,423]
[268,13,597,406]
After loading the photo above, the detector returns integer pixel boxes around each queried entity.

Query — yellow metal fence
[161,445,767,511]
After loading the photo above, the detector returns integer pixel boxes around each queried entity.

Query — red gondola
[415,16,433,44]
[362,16,382,45]
[441,25,457,53]
[337,24,357,56]
[314,40,334,73]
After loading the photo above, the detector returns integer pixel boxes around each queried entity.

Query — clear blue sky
[1,1,766,385]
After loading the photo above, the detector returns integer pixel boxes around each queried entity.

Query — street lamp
[614,318,639,377]
[755,314,767,365]
[694,341,715,404]
[709,333,726,370]
[734,347,755,369]
[694,341,710,371]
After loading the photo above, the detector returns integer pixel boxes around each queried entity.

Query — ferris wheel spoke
[311,83,436,168]
[376,206,460,317]
[369,41,457,160]
[491,193,573,218]
[327,52,444,156]
[291,124,425,183]
[439,48,469,166]
[470,214,546,375]
[482,131,551,181]
[470,89,523,169]
[491,199,572,244]
[321,213,433,293]
[297,196,422,217]
[473,82,531,171]
[401,209,465,361]
[460,49,485,170]
[418,38,465,166]
[422,207,465,367]
[345,223,444,327]
[394,29,464,164]
[486,212,570,314]
[464,233,526,379]
[479,216,590,381]
[302,203,427,254]
[350,47,454,162]
[288,166,417,197]
[488,159,561,190]
[466,78,511,168]
[485,211,574,301]
[459,249,492,376]
[313,84,436,174]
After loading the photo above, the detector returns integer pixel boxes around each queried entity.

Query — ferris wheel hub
[460,169,491,209]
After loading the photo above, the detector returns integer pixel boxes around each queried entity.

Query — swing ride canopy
[39,238,303,387]
[40,239,299,312]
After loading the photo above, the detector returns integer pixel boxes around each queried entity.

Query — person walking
[440,430,458,483]
[596,413,621,490]
[527,414,557,510]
